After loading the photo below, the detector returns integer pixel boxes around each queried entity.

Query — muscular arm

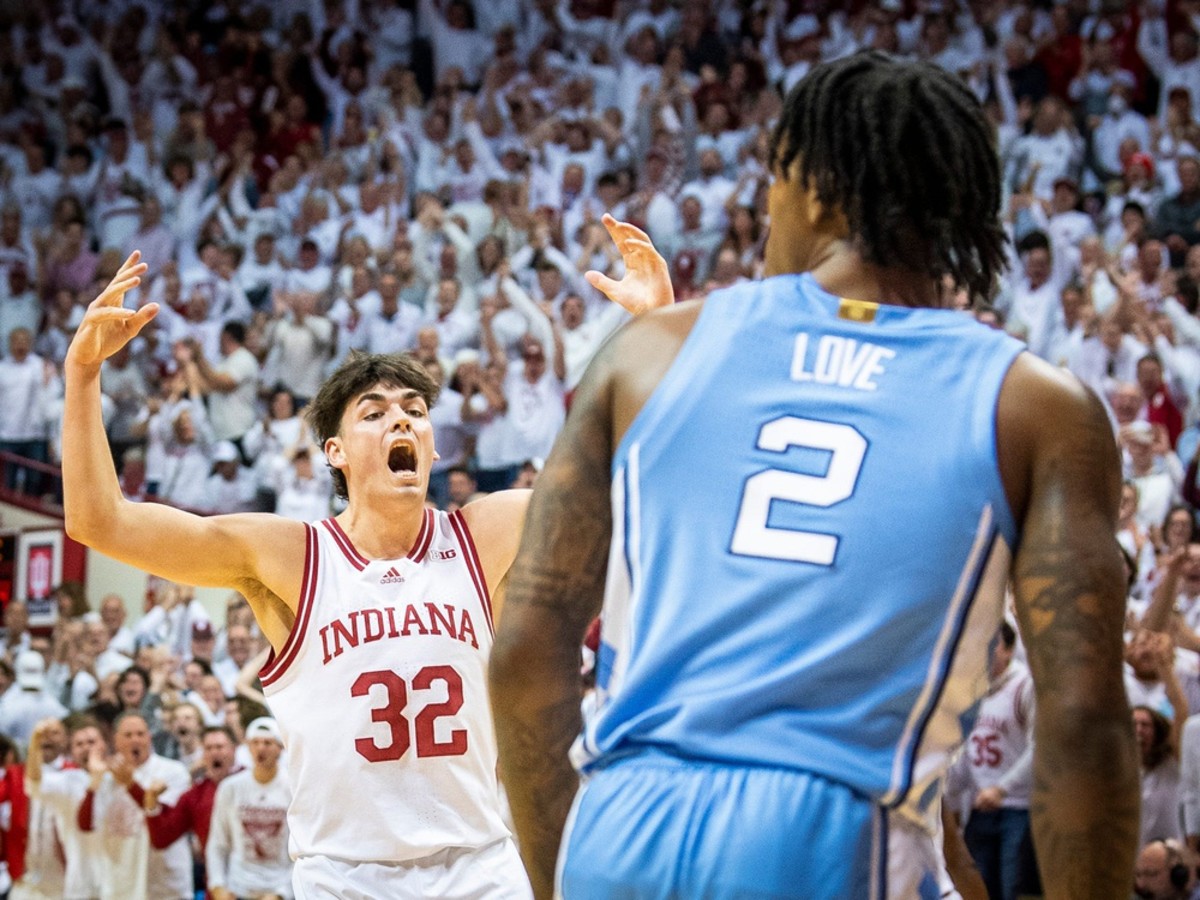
[489,341,617,899]
[1002,356,1140,898]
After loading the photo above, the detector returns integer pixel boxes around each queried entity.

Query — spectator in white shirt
[0,266,42,345]
[0,652,67,746]
[237,234,286,311]
[78,711,193,900]
[0,327,53,489]
[365,270,423,355]
[203,441,257,515]
[281,240,333,296]
[262,292,334,404]
[185,323,261,447]
[207,717,293,900]
[100,594,136,658]
[158,405,214,511]
[271,447,333,522]
[27,718,106,900]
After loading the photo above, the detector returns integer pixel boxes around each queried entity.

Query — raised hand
[143,779,167,809]
[65,252,155,371]
[109,752,135,787]
[585,214,674,316]
[87,745,108,778]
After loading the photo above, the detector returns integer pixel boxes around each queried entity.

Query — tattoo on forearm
[1013,416,1139,898]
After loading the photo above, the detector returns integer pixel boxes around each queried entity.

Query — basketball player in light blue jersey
[491,52,1139,900]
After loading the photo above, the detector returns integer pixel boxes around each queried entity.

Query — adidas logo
[380,566,405,584]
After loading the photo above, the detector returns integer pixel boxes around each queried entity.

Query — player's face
[249,736,282,768]
[329,383,436,500]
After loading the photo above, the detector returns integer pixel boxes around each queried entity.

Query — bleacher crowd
[3,0,1200,896]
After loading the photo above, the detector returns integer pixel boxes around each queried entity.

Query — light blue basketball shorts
[556,753,942,900]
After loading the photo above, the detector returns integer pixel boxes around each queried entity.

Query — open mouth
[388,443,417,475]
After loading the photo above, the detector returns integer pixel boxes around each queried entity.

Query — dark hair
[116,666,150,699]
[65,144,93,166]
[186,657,213,677]
[1135,705,1173,770]
[305,352,441,500]
[1178,275,1200,314]
[998,620,1016,649]
[65,713,105,737]
[202,725,237,744]
[771,52,1006,300]
[221,320,246,344]
[1163,504,1197,544]
[53,581,89,618]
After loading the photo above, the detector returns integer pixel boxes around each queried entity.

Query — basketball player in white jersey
[61,222,665,898]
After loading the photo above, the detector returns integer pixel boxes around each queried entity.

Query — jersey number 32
[352,665,467,762]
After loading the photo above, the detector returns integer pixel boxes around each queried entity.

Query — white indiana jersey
[964,661,1034,808]
[261,508,509,863]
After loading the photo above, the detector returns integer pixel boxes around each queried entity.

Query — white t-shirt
[92,755,192,900]
[206,768,294,898]
[208,346,260,442]
[31,767,102,900]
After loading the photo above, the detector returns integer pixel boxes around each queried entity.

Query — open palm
[65,252,155,370]
[585,215,674,316]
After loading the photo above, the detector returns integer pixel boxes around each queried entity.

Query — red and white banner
[18,530,62,627]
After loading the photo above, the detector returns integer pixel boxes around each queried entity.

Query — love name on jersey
[790,332,895,391]
[319,602,479,664]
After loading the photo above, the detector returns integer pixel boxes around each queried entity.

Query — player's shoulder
[458,490,531,582]
[999,351,1112,450]
[459,489,531,533]
[997,351,1119,521]
[585,299,707,423]
[597,299,706,377]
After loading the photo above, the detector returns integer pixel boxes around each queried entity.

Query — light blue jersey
[562,274,1026,899]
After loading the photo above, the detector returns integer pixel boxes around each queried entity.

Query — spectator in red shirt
[136,725,238,855]
[1138,352,1185,449]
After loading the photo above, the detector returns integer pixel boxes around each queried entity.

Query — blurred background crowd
[3,0,1200,897]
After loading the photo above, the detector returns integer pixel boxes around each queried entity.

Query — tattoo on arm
[1013,394,1140,900]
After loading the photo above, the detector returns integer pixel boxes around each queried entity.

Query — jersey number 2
[352,665,468,763]
[730,416,867,565]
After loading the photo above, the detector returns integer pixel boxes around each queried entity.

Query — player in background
[945,622,1038,900]
[491,52,1139,899]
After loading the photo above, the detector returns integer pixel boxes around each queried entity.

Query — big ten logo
[431,549,457,561]
[27,545,53,599]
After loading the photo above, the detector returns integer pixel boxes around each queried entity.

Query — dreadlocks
[770,51,1007,301]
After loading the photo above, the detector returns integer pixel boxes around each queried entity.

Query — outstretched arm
[63,254,304,651]
[1003,356,1140,899]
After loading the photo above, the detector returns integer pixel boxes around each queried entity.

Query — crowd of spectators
[10,0,1200,896]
